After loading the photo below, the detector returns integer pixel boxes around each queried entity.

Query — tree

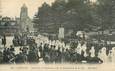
[33,0,97,35]
[33,2,54,33]
[65,0,94,31]
[96,0,115,34]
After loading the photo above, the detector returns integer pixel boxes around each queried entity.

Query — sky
[0,0,55,18]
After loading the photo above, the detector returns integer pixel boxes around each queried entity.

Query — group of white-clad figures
[75,42,115,63]
[35,35,115,63]
[1,34,115,63]
[35,35,68,49]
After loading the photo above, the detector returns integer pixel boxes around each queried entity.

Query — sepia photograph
[0,0,115,71]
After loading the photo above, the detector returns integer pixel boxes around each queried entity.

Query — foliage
[33,0,115,35]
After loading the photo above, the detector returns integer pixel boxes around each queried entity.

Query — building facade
[0,16,19,36]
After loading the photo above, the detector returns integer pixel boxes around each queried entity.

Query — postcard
[0,0,115,71]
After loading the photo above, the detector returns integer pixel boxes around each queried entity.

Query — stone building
[0,16,19,36]
[0,4,34,35]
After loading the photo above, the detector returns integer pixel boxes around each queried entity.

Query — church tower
[20,4,28,19]
[19,4,33,33]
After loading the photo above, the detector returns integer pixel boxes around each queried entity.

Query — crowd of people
[0,34,115,64]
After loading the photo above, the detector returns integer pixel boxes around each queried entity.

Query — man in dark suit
[2,34,6,47]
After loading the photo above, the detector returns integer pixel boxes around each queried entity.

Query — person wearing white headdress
[111,47,115,63]
[89,46,95,58]
[84,51,88,57]
[49,40,52,46]
[82,42,88,57]
[98,47,108,63]
[55,41,58,47]
[55,45,58,50]
[51,40,55,46]
[82,43,87,51]
[76,42,82,55]
[65,44,70,49]
[62,42,65,48]
[0,36,3,52]
[108,50,112,63]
